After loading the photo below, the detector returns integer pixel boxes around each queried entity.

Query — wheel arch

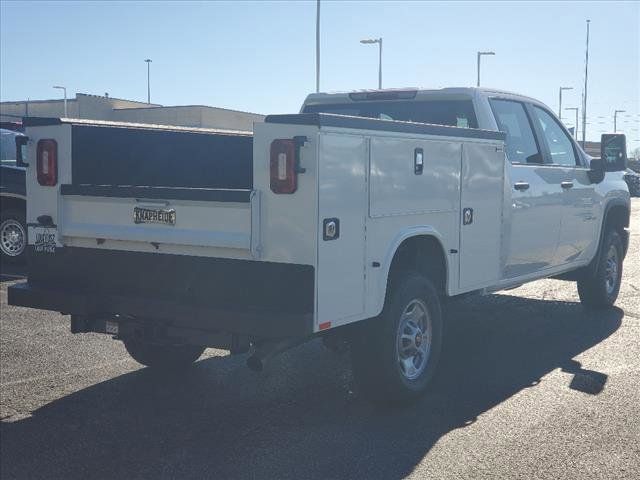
[375,228,450,317]
[589,199,630,275]
[0,193,27,215]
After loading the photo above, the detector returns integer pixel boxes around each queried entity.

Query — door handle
[514,182,530,191]
[561,181,574,189]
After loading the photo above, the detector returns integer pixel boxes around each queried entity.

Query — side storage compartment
[315,133,368,329]
[458,141,505,291]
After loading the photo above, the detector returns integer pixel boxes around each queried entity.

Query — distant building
[0,93,264,131]
[582,141,601,158]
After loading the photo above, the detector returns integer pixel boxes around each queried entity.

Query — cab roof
[302,87,543,109]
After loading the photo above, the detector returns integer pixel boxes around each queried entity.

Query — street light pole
[378,38,382,89]
[558,86,573,120]
[316,0,320,93]
[581,19,590,147]
[144,59,152,104]
[565,107,579,139]
[614,109,626,133]
[53,85,67,117]
[360,38,383,89]
[476,51,495,87]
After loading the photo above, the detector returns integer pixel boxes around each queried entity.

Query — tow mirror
[601,133,627,172]
[588,158,604,184]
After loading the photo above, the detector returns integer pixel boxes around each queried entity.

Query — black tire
[577,229,624,309]
[124,340,205,371]
[0,209,27,264]
[350,272,443,404]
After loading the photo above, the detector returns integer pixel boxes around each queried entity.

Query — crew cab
[8,88,631,403]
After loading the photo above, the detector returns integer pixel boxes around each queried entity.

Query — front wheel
[577,229,624,309]
[124,340,205,371]
[350,272,443,404]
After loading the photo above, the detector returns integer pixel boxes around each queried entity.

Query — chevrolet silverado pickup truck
[8,88,631,403]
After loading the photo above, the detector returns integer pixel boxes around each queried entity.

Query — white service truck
[9,88,631,403]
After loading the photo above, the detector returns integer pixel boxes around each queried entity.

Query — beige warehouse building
[0,92,264,131]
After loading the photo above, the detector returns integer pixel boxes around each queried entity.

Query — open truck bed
[10,118,314,340]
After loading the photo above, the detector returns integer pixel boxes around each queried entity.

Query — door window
[489,99,541,164]
[531,106,578,167]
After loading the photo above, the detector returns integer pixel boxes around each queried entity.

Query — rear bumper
[10,246,315,339]
[8,281,313,338]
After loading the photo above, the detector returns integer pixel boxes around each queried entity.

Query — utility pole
[581,19,590,147]
[614,109,626,132]
[565,107,579,139]
[316,0,320,93]
[145,59,152,104]
[558,86,573,120]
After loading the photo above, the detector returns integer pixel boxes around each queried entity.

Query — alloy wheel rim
[396,298,432,381]
[0,219,26,257]
[604,245,618,295]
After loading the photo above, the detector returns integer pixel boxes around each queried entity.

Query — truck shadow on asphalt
[0,262,26,282]
[0,294,623,480]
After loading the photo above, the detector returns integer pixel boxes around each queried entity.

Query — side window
[489,99,541,164]
[531,106,578,167]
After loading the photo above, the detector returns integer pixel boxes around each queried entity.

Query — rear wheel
[124,340,205,371]
[350,272,443,404]
[0,210,27,264]
[577,229,624,309]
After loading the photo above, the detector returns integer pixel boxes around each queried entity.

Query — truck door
[528,105,599,266]
[316,133,367,329]
[490,99,563,279]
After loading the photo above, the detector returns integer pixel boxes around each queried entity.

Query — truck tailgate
[58,185,260,254]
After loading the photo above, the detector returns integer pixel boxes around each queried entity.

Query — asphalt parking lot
[1,199,638,480]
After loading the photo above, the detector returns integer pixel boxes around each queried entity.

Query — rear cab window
[303,99,478,129]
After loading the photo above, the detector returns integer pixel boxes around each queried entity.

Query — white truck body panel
[316,133,368,327]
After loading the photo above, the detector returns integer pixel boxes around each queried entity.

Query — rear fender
[374,227,450,317]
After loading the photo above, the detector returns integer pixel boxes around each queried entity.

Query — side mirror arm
[588,158,605,184]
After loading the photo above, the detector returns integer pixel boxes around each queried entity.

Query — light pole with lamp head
[53,85,67,117]
[476,51,495,87]
[565,107,579,139]
[558,86,573,120]
[360,38,382,89]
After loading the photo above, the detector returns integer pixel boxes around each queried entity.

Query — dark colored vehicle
[623,168,640,197]
[0,128,27,263]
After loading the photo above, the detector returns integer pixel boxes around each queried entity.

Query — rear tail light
[270,139,298,194]
[37,139,58,186]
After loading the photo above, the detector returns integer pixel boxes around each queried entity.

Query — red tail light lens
[37,139,58,186]
[270,139,297,194]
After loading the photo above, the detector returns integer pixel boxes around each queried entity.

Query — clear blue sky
[1,1,638,148]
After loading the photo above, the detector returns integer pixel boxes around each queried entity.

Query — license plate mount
[105,321,119,335]
[32,226,58,254]
[133,206,176,226]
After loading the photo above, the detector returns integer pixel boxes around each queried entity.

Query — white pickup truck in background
[9,87,631,403]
